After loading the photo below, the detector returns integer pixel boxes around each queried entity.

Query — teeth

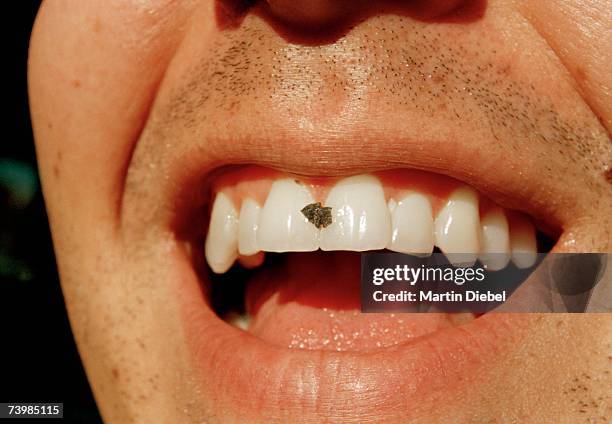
[510,215,538,268]
[225,312,251,331]
[479,207,511,271]
[205,192,239,273]
[257,178,319,252]
[320,175,391,251]
[387,193,434,255]
[238,198,261,255]
[206,173,542,273]
[434,186,480,266]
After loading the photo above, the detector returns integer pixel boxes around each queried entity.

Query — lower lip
[177,255,532,421]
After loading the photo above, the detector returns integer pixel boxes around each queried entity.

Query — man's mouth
[197,165,550,354]
[172,161,555,418]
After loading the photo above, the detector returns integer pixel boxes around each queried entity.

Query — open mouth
[203,165,551,350]
[173,162,557,416]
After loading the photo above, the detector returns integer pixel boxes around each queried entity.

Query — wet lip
[178,247,538,419]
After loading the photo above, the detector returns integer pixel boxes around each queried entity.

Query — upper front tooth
[320,174,391,251]
[257,178,319,252]
[205,192,239,274]
[387,193,434,255]
[238,198,261,255]
[434,186,480,266]
[510,215,538,268]
[479,207,511,271]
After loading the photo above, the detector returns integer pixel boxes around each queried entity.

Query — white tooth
[434,186,480,266]
[479,207,511,271]
[320,174,391,251]
[257,178,319,252]
[205,192,238,274]
[510,215,538,268]
[388,198,398,214]
[387,193,434,255]
[225,312,251,331]
[238,198,261,255]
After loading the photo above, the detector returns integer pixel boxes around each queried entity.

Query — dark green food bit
[301,202,333,229]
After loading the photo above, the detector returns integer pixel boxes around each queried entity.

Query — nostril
[407,0,469,19]
[266,0,353,28]
[264,0,482,29]
[222,0,487,46]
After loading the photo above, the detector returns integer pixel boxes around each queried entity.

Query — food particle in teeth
[301,202,333,229]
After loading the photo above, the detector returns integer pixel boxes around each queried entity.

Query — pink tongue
[246,252,463,352]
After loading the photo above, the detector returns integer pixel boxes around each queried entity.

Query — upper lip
[158,131,564,242]
[129,87,575,243]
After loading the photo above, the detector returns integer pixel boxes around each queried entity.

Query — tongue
[246,252,468,352]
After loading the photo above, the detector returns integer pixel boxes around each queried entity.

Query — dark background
[0,1,101,421]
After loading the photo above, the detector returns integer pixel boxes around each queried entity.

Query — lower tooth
[434,186,480,266]
[225,312,251,331]
[510,215,538,268]
[205,192,239,274]
[387,193,434,255]
[479,207,511,271]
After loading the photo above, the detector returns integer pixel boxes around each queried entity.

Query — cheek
[30,0,196,229]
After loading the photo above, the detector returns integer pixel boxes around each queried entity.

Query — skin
[28,0,611,422]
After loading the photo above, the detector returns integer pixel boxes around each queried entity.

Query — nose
[265,0,467,28]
